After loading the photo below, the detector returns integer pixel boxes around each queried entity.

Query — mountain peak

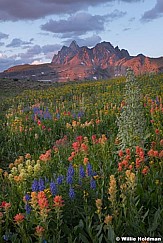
[69,40,79,50]
[51,40,162,78]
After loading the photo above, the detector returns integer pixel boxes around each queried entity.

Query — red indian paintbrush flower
[53,195,64,207]
[14,213,25,224]
[35,225,45,237]
[0,201,11,210]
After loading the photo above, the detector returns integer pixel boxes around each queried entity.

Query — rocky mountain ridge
[1,41,163,82]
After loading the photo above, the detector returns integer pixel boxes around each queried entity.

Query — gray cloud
[0,42,5,46]
[18,45,42,59]
[141,0,163,22]
[0,43,62,71]
[0,0,140,21]
[0,32,9,40]
[42,44,62,54]
[129,17,136,22]
[6,38,33,48]
[120,0,141,2]
[107,9,126,19]
[17,43,62,61]
[41,11,126,37]
[41,12,106,36]
[0,53,23,72]
[0,44,45,72]
[123,28,131,31]
[41,44,62,59]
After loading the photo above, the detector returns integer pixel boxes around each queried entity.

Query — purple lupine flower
[33,107,40,114]
[69,187,75,200]
[3,234,10,241]
[38,178,45,191]
[50,181,57,196]
[43,110,52,120]
[90,178,96,190]
[66,175,73,185]
[67,164,74,176]
[42,240,47,243]
[57,175,63,185]
[25,204,31,214]
[77,111,84,118]
[24,194,31,201]
[32,179,39,192]
[86,163,93,176]
[92,171,97,177]
[79,165,85,179]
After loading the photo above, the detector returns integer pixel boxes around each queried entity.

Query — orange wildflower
[37,191,49,209]
[104,215,113,225]
[14,175,23,182]
[30,191,38,208]
[95,199,102,214]
[9,163,14,169]
[3,172,8,178]
[39,149,51,162]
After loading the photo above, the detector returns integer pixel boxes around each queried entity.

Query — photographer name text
[116,236,162,242]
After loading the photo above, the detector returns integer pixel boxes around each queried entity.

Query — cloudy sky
[0,0,163,71]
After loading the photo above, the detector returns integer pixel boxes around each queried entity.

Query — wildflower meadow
[0,71,163,242]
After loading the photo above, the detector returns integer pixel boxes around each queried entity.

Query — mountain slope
[52,41,163,77]
[1,41,163,81]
